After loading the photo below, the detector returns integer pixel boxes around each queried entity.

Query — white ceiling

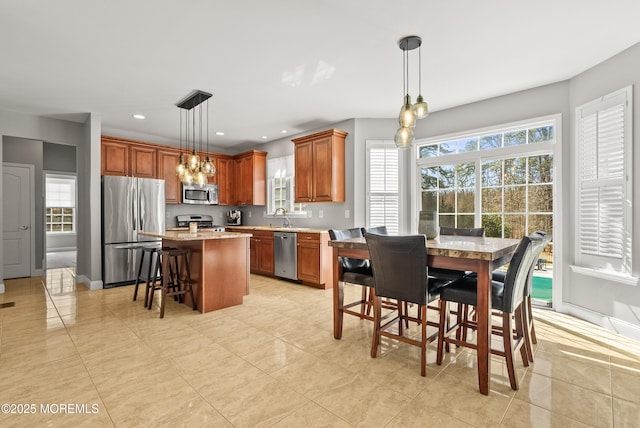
[2,0,640,151]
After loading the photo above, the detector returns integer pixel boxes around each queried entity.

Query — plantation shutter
[367,146,399,234]
[576,87,632,273]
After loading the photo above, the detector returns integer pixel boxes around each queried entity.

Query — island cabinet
[297,231,333,288]
[292,129,347,203]
[157,148,182,204]
[249,229,274,275]
[233,150,267,206]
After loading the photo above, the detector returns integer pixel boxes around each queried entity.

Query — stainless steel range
[176,214,225,231]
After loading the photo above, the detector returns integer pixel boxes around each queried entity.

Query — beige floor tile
[500,398,593,427]
[271,401,351,427]
[386,404,474,428]
[531,349,611,395]
[515,371,613,427]
[610,364,640,404]
[612,397,640,428]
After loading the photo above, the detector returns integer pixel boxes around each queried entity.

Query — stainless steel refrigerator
[102,176,165,288]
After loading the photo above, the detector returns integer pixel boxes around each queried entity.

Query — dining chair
[328,228,376,322]
[365,233,456,376]
[435,232,546,390]
[491,230,551,362]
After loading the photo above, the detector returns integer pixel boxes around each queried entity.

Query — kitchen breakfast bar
[139,230,252,313]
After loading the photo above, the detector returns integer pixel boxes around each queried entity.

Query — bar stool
[133,246,162,306]
[155,247,196,318]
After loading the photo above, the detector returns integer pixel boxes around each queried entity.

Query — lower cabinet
[249,230,274,275]
[297,232,333,289]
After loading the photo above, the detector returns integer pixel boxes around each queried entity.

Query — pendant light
[176,90,213,186]
[394,36,428,148]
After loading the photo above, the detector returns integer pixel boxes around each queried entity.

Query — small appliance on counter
[227,209,242,226]
[176,214,225,231]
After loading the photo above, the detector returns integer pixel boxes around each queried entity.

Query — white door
[3,165,32,278]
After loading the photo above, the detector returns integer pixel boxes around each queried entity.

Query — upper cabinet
[157,148,182,204]
[292,129,347,203]
[129,144,156,178]
[101,136,156,178]
[211,155,234,206]
[233,150,267,206]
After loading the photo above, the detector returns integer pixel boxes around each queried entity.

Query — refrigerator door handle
[132,185,137,231]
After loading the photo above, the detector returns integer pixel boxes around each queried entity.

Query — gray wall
[566,43,640,332]
[0,109,101,290]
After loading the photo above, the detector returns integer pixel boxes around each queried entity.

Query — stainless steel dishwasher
[274,231,298,280]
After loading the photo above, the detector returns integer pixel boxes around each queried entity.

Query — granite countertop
[139,230,253,241]
[225,225,328,233]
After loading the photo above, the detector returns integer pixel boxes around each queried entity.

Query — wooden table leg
[332,247,344,339]
[476,262,492,395]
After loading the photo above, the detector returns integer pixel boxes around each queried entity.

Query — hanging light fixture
[395,35,428,148]
[176,90,214,186]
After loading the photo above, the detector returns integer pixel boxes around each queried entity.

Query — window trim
[366,140,403,234]
[45,173,77,234]
[573,85,634,280]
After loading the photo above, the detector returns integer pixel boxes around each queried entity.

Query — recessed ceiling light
[215,131,225,136]
[281,130,287,134]
[261,136,268,139]
[132,114,145,119]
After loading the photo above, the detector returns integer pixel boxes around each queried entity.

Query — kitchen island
[139,230,252,313]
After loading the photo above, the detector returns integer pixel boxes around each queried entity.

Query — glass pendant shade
[398,95,417,128]
[182,169,194,184]
[394,127,414,148]
[202,156,216,177]
[413,94,429,119]
[195,168,207,187]
[176,154,185,176]
[188,150,200,171]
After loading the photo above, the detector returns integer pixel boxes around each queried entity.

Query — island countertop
[139,230,253,241]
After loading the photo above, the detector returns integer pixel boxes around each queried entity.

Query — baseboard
[76,275,103,291]
[561,302,640,342]
[0,281,4,294]
[47,247,77,253]
[33,268,45,277]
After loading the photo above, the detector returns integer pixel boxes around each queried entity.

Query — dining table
[328,234,520,395]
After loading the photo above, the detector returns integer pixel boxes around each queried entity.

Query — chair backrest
[523,230,552,296]
[361,226,388,235]
[328,228,369,272]
[439,227,485,237]
[501,233,547,312]
[364,233,428,305]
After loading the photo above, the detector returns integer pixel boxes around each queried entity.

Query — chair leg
[371,296,381,358]
[502,312,519,390]
[527,295,537,344]
[436,300,448,365]
[360,286,368,315]
[515,306,530,367]
[133,250,145,301]
[420,305,427,377]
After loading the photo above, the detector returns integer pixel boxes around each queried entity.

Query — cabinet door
[217,157,233,205]
[101,140,129,176]
[157,149,181,204]
[240,156,254,205]
[294,141,313,202]
[258,237,274,275]
[311,136,334,202]
[250,237,259,272]
[130,145,157,178]
[297,240,320,283]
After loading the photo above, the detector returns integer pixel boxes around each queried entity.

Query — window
[46,175,76,233]
[367,142,400,234]
[266,155,305,215]
[575,86,632,275]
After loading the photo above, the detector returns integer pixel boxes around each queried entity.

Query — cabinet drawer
[252,230,274,240]
[297,232,319,242]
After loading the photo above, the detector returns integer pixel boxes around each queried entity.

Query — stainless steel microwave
[182,183,218,205]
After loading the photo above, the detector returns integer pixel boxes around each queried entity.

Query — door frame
[2,162,36,278]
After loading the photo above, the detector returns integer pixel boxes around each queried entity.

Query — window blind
[576,86,632,273]
[367,146,399,234]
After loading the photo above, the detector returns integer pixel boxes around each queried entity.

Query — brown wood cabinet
[249,230,274,275]
[101,138,129,176]
[296,231,333,288]
[233,150,267,206]
[157,148,182,204]
[129,144,157,178]
[292,129,347,203]
[215,156,234,206]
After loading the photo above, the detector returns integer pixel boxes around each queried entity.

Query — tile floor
[1,269,639,427]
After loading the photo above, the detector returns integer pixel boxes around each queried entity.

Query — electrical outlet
[248,211,252,218]
[319,210,323,218]
[263,211,266,217]
[307,210,312,218]
[345,210,350,219]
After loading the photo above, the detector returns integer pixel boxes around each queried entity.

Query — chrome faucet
[274,207,292,228]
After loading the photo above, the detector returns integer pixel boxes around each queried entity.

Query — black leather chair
[491,231,551,362]
[328,228,375,322]
[361,226,388,235]
[365,233,456,376]
[435,232,547,390]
